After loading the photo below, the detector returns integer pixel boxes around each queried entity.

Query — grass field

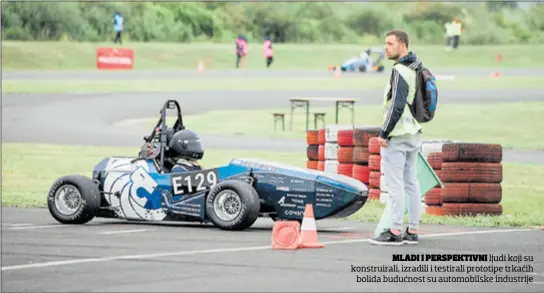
[3,75,543,94]
[2,41,543,71]
[145,101,544,150]
[2,143,543,228]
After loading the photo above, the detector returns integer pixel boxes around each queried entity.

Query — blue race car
[331,49,385,73]
[47,100,369,231]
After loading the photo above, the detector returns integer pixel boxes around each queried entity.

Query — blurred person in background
[451,17,463,50]
[444,21,453,51]
[263,36,274,68]
[236,34,249,68]
[113,11,124,44]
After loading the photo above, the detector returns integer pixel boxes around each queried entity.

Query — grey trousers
[381,132,423,231]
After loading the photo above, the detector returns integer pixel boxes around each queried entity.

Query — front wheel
[47,175,101,224]
[205,180,260,231]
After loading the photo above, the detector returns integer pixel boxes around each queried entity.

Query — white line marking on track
[97,229,148,235]
[7,224,73,230]
[2,223,34,227]
[0,228,534,272]
[335,227,358,231]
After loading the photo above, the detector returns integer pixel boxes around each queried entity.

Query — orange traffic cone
[334,64,341,78]
[271,220,301,250]
[297,204,324,249]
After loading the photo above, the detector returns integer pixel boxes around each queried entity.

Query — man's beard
[387,54,399,60]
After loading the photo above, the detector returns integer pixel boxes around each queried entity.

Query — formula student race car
[329,48,386,73]
[47,100,369,231]
[330,57,385,73]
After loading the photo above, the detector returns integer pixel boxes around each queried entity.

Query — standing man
[263,36,274,68]
[451,17,463,50]
[370,30,424,246]
[113,11,124,44]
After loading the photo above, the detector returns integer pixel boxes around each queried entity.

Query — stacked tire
[323,125,354,174]
[317,129,326,171]
[440,143,503,217]
[425,151,444,216]
[367,137,382,201]
[306,130,320,170]
[336,129,355,177]
[351,127,380,190]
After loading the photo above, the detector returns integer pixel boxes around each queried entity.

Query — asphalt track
[2,208,544,292]
[2,69,544,292]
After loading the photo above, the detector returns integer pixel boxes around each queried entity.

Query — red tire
[337,147,354,163]
[442,183,502,204]
[442,203,503,216]
[353,147,370,164]
[352,164,370,184]
[369,171,381,189]
[306,130,319,145]
[369,155,381,171]
[368,137,381,154]
[307,145,319,161]
[426,206,444,216]
[441,162,503,183]
[337,163,354,177]
[318,145,325,161]
[369,188,380,200]
[353,126,381,147]
[317,161,325,171]
[427,152,443,170]
[337,129,354,147]
[424,188,442,206]
[306,160,318,170]
[317,129,326,145]
[442,143,502,163]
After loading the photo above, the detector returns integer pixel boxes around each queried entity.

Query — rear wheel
[205,180,260,230]
[47,175,101,224]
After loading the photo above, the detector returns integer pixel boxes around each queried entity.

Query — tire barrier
[306,128,505,219]
[424,142,504,217]
[439,142,504,217]
[306,130,320,171]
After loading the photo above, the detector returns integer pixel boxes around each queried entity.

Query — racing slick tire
[206,180,260,231]
[47,175,101,224]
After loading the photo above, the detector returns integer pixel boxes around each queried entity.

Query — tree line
[2,1,543,45]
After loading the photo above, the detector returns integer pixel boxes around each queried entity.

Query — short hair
[386,30,409,48]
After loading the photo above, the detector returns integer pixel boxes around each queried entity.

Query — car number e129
[171,169,219,195]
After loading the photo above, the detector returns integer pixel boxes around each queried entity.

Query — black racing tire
[358,65,367,72]
[377,65,385,72]
[47,175,101,224]
[205,180,260,231]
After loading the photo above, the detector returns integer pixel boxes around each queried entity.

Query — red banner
[96,47,134,70]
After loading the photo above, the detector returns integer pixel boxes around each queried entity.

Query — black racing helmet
[168,129,204,160]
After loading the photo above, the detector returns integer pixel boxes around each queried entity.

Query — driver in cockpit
[166,129,204,172]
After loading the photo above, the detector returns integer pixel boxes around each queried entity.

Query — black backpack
[408,66,438,123]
